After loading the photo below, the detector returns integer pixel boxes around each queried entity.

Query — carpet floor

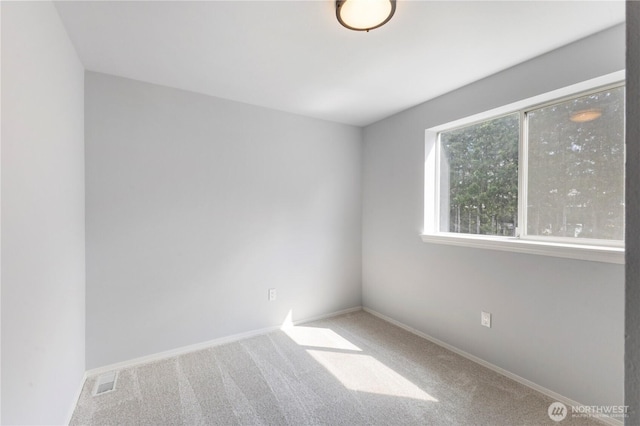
[70,311,601,425]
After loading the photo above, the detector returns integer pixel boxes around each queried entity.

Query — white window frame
[422,71,625,264]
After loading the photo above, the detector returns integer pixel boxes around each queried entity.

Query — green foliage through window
[440,114,519,236]
[437,85,625,242]
[527,87,625,240]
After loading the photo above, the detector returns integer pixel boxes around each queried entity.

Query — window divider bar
[519,110,528,239]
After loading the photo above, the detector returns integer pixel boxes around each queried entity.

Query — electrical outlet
[268,288,277,301]
[481,311,491,328]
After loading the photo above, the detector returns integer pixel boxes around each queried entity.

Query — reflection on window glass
[527,87,625,241]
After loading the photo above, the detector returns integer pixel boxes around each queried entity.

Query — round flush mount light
[570,108,602,123]
[336,0,396,32]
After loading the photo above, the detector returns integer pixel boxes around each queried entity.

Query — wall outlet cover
[481,311,492,328]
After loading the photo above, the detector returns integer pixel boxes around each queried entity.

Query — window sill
[420,233,624,264]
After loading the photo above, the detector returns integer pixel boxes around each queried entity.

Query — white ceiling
[54,1,625,126]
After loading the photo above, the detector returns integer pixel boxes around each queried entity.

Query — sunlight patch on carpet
[306,350,438,402]
[283,326,362,352]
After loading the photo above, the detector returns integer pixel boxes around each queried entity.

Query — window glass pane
[439,114,519,235]
[527,87,625,241]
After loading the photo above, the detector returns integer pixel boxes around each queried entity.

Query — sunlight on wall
[281,310,294,328]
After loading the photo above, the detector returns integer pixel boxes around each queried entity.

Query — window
[423,72,625,263]
[439,113,519,236]
[526,87,625,242]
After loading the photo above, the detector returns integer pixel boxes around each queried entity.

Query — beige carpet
[70,311,600,425]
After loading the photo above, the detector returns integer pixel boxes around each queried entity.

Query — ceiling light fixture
[570,108,602,123]
[336,0,396,32]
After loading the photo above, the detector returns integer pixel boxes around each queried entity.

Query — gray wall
[85,72,362,369]
[362,25,625,407]
[1,2,86,424]
[626,1,640,423]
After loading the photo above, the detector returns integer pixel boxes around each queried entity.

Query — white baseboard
[65,370,89,425]
[74,306,620,426]
[84,306,362,378]
[362,307,622,426]
[291,306,362,326]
